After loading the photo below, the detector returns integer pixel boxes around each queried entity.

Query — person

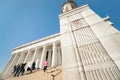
[43,59,48,72]
[27,67,31,71]
[21,63,27,75]
[14,64,20,77]
[12,65,17,74]
[30,61,36,73]
[17,63,27,76]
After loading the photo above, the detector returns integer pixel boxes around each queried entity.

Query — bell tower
[59,0,120,80]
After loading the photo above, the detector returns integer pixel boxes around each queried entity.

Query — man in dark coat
[17,63,27,76]
[30,61,36,73]
[14,64,20,77]
[12,65,17,74]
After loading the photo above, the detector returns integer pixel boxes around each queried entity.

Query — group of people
[12,63,27,77]
[12,59,48,77]
[12,61,36,77]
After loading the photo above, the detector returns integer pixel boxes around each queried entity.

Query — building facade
[1,1,120,80]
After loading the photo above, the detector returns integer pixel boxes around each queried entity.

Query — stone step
[6,66,62,80]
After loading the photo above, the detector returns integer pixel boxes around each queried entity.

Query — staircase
[5,66,62,80]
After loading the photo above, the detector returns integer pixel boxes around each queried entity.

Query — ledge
[13,33,61,51]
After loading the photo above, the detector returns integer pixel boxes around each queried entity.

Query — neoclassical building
[1,0,120,80]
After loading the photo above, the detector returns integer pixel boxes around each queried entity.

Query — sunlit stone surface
[1,1,120,80]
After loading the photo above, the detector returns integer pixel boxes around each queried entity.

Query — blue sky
[0,0,120,72]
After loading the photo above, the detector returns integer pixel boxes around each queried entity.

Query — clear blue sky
[0,0,120,72]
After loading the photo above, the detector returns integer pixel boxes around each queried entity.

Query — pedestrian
[14,64,20,77]
[17,63,27,76]
[30,61,36,73]
[43,59,48,72]
[12,65,17,74]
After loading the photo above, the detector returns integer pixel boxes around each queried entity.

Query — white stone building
[1,0,120,80]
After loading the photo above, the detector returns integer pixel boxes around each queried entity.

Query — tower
[59,0,120,80]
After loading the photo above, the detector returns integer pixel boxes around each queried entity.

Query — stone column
[39,45,46,69]
[48,49,52,67]
[24,49,32,71]
[24,50,30,63]
[51,42,57,67]
[36,49,42,69]
[1,55,14,74]
[16,52,24,64]
[32,47,38,62]
[6,53,18,75]
[30,48,38,69]
[57,47,62,65]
